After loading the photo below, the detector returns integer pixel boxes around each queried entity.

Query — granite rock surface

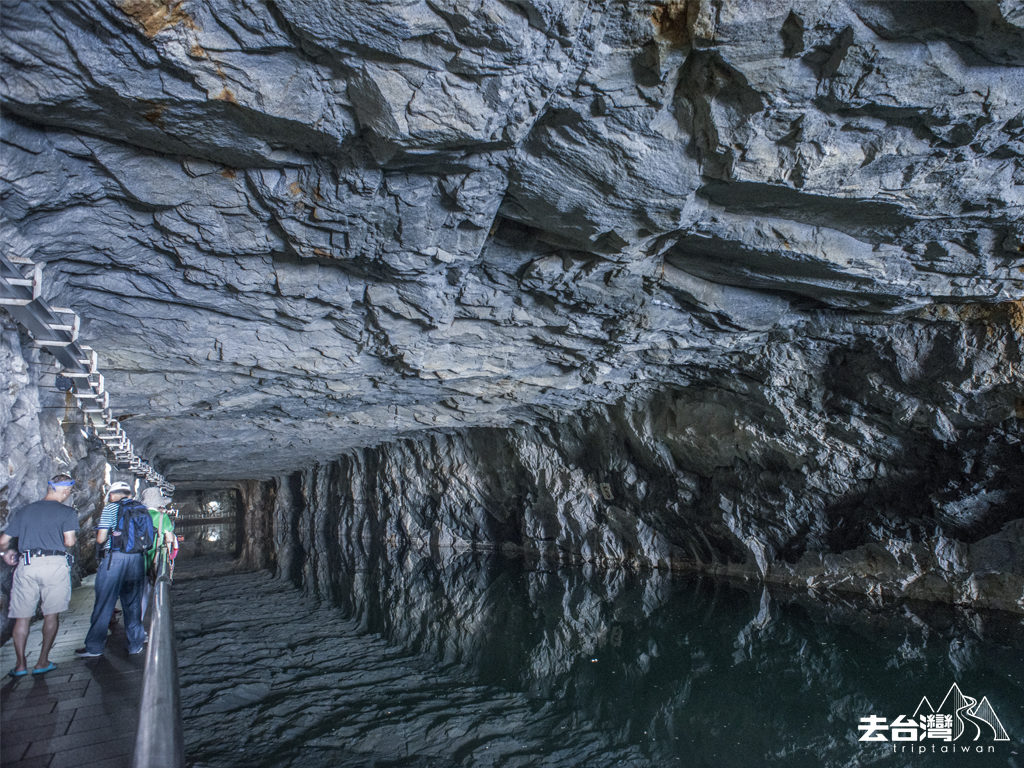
[1,0,1023,605]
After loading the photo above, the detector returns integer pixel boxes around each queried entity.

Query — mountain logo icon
[859,682,1010,745]
[912,683,1010,742]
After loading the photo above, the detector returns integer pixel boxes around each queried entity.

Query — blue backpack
[111,498,155,554]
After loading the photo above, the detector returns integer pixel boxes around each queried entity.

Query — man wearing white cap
[75,481,149,658]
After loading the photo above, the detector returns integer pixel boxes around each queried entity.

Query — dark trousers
[84,550,146,654]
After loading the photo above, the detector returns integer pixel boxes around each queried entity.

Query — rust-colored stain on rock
[118,0,194,38]
[1005,300,1024,336]
[651,0,695,46]
[928,300,1024,340]
[651,0,718,47]
[142,102,166,127]
[965,300,1024,336]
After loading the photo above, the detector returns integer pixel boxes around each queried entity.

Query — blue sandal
[8,668,28,678]
[32,663,57,675]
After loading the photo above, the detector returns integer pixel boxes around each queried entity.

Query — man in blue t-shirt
[0,473,78,677]
[75,481,147,658]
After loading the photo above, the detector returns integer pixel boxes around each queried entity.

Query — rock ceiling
[2,0,1022,481]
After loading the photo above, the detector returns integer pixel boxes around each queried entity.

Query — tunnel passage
[1,0,1023,610]
[171,489,244,561]
[2,0,1023,765]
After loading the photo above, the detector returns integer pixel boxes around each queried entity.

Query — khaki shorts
[8,555,71,618]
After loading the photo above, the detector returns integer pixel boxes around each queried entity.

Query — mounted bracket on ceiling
[0,253,174,496]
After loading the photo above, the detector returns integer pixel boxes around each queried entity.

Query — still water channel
[177,548,1023,768]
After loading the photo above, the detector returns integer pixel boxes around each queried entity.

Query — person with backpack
[76,481,154,658]
[138,486,178,621]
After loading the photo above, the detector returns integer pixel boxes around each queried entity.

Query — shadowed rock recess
[1,1,1023,609]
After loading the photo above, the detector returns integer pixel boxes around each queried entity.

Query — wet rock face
[2,3,1024,604]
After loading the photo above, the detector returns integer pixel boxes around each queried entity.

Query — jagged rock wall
[251,302,1024,610]
[0,322,114,531]
[1,321,54,522]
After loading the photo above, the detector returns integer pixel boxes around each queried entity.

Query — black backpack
[111,498,155,554]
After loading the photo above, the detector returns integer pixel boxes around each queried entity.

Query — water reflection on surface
[328,548,1023,767]
[176,521,237,559]
[172,488,241,560]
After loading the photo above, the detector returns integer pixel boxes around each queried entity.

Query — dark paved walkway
[1,575,143,768]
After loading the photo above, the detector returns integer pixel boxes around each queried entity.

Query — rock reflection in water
[328,547,1022,766]
[176,522,237,559]
[178,550,1022,767]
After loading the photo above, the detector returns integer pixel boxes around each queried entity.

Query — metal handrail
[132,548,185,768]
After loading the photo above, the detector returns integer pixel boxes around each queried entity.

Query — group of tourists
[0,474,179,677]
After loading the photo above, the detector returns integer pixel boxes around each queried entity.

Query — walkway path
[1,575,142,768]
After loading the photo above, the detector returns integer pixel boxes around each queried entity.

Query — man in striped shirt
[75,481,147,658]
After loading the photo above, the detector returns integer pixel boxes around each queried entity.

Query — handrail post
[132,548,185,768]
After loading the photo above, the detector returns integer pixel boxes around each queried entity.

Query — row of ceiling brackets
[0,254,174,496]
